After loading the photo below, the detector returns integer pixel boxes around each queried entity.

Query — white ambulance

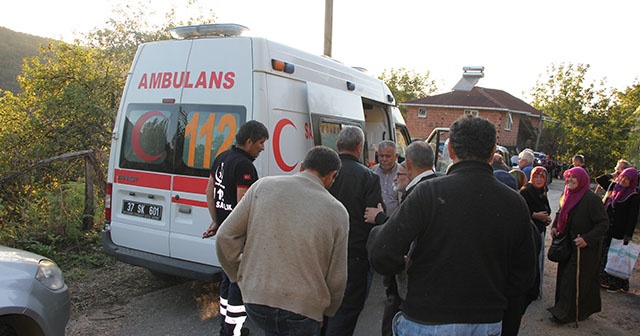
[102,24,411,282]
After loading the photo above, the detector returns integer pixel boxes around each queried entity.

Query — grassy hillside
[0,27,56,93]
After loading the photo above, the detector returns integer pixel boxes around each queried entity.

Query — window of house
[505,112,513,131]
[418,108,427,118]
[463,109,478,117]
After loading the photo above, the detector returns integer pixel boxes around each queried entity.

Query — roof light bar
[169,24,250,39]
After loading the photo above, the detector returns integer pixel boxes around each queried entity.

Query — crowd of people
[205,116,638,336]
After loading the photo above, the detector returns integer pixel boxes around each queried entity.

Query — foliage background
[0,1,216,270]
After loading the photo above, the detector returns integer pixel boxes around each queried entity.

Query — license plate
[122,200,163,220]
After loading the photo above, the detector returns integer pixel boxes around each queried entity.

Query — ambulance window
[318,120,365,161]
[176,104,246,175]
[120,104,178,173]
[318,121,342,152]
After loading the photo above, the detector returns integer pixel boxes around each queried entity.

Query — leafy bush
[0,180,107,269]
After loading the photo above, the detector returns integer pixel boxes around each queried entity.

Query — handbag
[548,232,572,263]
[604,239,640,280]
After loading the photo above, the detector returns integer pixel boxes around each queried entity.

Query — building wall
[405,105,525,148]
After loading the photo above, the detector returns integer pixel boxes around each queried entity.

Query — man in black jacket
[367,116,536,335]
[322,126,383,336]
[365,140,438,336]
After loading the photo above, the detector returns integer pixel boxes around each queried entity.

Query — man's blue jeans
[245,303,321,336]
[393,312,502,336]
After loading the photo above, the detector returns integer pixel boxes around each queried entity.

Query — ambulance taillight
[105,182,112,222]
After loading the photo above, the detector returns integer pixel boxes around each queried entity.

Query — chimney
[452,66,484,91]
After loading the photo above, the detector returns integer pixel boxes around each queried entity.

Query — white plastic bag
[605,239,640,280]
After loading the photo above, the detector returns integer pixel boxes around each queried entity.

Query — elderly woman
[599,167,639,292]
[548,167,609,324]
[520,167,552,297]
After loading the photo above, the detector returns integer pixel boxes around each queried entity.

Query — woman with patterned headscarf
[548,167,609,324]
[599,167,640,292]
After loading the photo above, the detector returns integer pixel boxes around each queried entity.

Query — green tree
[0,0,218,194]
[530,63,633,176]
[81,0,217,67]
[0,0,218,259]
[19,43,120,157]
[378,67,437,117]
[618,82,640,165]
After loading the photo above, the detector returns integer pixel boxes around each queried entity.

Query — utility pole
[324,0,333,57]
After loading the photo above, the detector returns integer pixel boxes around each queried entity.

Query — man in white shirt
[370,140,400,215]
[402,142,437,201]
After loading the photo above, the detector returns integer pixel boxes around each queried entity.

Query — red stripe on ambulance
[173,176,208,194]
[172,197,207,208]
[114,169,171,189]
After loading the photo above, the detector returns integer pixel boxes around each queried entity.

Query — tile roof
[403,87,543,117]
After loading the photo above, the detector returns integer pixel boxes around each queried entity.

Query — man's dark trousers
[322,257,370,336]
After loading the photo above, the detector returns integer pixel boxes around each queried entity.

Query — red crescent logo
[131,110,166,162]
[273,118,298,172]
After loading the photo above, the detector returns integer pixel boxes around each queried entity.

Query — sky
[2,0,639,101]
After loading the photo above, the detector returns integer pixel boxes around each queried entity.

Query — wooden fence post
[83,154,95,231]
[0,149,101,231]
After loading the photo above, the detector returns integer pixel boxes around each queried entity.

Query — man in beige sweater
[216,146,349,336]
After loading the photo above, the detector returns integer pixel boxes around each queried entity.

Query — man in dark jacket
[365,140,438,336]
[367,116,536,335]
[322,126,383,336]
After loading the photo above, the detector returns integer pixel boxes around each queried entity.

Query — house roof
[402,87,543,117]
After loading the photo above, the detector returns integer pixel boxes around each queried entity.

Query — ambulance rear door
[169,37,253,266]
[307,82,365,155]
[110,40,192,258]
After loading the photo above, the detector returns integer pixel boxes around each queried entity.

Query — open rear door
[307,82,365,146]
[307,82,365,124]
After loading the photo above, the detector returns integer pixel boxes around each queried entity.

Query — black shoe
[219,326,250,336]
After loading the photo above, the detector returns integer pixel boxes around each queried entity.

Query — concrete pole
[324,0,333,57]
